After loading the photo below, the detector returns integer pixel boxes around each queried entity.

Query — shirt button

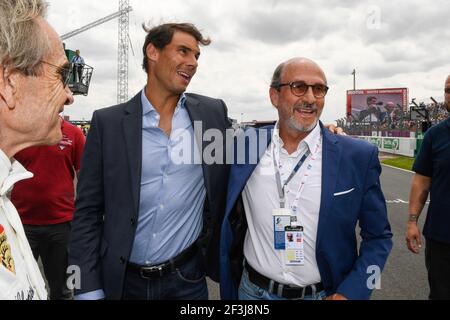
[160,204,164,210]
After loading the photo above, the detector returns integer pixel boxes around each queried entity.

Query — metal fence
[337,102,448,137]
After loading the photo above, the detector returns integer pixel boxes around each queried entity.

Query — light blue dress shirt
[129,90,206,265]
[76,90,206,300]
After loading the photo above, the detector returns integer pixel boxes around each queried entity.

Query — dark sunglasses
[445,88,450,94]
[40,61,73,87]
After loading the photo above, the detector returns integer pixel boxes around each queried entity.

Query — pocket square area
[333,188,355,196]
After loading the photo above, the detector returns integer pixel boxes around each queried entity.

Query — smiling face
[270,58,327,135]
[367,97,377,107]
[147,31,200,96]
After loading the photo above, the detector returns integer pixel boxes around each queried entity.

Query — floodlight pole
[351,69,356,90]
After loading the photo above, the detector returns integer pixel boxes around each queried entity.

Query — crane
[60,4,133,102]
[61,6,132,41]
[117,0,130,103]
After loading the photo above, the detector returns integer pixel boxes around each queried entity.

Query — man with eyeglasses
[220,57,392,300]
[406,75,450,300]
[0,0,74,300]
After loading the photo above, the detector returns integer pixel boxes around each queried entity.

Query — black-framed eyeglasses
[40,61,73,87]
[445,88,450,94]
[276,81,329,98]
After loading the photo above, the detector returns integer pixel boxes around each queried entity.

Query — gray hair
[0,0,50,75]
[270,62,286,89]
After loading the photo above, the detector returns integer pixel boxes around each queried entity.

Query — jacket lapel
[316,124,341,249]
[184,94,203,139]
[184,95,215,201]
[122,93,143,218]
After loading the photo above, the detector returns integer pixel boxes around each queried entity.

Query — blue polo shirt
[413,117,450,244]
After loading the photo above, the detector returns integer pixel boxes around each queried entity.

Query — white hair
[0,0,51,75]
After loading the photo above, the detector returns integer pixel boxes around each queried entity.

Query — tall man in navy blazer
[69,23,231,299]
[220,58,392,300]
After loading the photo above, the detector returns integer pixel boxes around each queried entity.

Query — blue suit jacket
[70,92,231,299]
[220,123,393,300]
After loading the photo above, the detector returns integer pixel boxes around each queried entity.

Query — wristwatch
[408,214,419,223]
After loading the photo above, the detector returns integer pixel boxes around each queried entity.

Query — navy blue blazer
[70,92,231,299]
[220,123,393,300]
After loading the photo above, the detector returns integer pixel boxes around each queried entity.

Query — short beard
[287,116,318,133]
[286,103,320,133]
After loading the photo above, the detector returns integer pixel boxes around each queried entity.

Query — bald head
[271,57,327,88]
[284,58,327,83]
[385,101,395,112]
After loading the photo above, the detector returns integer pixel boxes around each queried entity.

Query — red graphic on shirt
[59,135,73,150]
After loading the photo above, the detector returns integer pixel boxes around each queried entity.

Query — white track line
[381,163,414,174]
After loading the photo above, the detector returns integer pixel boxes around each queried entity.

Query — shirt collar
[272,121,321,155]
[141,89,187,117]
[0,149,11,187]
[0,149,33,197]
[303,122,321,152]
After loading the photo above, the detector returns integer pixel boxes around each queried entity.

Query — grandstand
[339,101,447,138]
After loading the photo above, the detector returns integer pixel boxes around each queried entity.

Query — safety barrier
[357,136,419,158]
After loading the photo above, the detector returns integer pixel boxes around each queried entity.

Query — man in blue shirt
[70,50,84,83]
[406,75,450,300]
[69,23,231,300]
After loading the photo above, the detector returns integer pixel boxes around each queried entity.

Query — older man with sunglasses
[220,57,392,300]
[0,0,74,300]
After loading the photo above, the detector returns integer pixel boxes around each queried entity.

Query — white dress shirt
[242,123,323,287]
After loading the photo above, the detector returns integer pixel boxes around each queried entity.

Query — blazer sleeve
[221,99,233,129]
[69,111,105,295]
[336,146,393,300]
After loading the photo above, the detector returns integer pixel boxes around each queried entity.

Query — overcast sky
[47,0,450,123]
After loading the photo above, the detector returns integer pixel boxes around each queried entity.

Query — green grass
[382,156,415,171]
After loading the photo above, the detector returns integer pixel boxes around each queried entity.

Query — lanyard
[291,142,320,212]
[273,142,311,209]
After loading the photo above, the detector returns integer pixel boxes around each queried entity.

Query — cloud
[236,6,350,45]
[44,0,450,124]
[356,1,450,45]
